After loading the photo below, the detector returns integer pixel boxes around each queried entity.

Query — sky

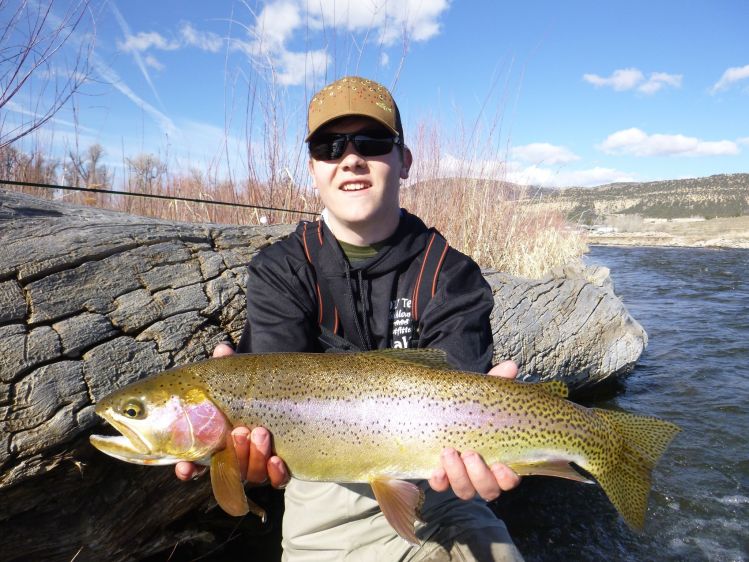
[6,0,749,188]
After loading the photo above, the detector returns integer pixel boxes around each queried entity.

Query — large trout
[90,349,679,544]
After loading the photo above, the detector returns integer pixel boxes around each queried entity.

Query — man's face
[308,116,412,244]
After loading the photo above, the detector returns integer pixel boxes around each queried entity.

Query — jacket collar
[312,210,433,276]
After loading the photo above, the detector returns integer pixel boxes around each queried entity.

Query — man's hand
[174,343,290,487]
[428,360,522,501]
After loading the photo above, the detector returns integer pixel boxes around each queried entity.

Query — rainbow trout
[90,349,679,544]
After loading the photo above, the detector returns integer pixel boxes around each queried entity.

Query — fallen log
[0,189,645,561]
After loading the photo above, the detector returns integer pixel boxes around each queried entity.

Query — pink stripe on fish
[250,396,508,435]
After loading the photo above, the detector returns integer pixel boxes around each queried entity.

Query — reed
[402,117,587,278]
[1,134,585,278]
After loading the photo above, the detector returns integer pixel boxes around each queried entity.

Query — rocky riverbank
[587,215,749,249]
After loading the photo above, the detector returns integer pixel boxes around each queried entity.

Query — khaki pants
[282,480,524,562]
[407,522,524,562]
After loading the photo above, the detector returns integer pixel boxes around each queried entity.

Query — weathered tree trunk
[0,189,645,561]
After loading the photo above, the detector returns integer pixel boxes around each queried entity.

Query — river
[494,245,749,561]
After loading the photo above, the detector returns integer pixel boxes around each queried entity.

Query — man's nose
[339,143,367,168]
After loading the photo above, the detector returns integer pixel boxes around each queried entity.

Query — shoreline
[584,214,749,250]
[588,235,749,249]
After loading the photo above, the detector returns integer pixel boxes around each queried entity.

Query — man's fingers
[175,461,205,481]
[175,461,194,481]
[490,463,521,492]
[462,451,501,501]
[212,342,235,358]
[246,427,272,484]
[488,360,518,379]
[431,449,521,502]
[231,427,251,481]
[428,467,449,493]
[268,456,290,488]
[440,447,474,500]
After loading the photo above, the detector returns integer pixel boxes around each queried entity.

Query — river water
[495,245,749,561]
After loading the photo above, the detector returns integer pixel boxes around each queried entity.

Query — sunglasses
[308,132,402,160]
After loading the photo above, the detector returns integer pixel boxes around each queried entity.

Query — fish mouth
[90,413,174,465]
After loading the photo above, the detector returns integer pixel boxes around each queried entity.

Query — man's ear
[400,146,413,180]
[307,159,316,188]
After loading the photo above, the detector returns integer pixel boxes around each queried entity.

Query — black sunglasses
[308,132,402,160]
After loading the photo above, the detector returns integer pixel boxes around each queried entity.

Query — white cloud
[639,72,682,94]
[511,143,580,165]
[179,22,223,53]
[110,3,164,106]
[275,49,331,86]
[506,162,636,188]
[583,68,681,94]
[598,128,740,157]
[429,153,634,188]
[112,2,448,90]
[144,55,164,71]
[303,0,448,46]
[739,137,749,147]
[711,64,749,93]
[117,31,180,53]
[117,23,223,55]
[252,0,304,54]
[583,68,644,91]
[237,0,449,85]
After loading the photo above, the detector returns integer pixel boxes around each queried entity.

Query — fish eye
[122,399,146,419]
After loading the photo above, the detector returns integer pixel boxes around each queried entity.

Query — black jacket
[237,210,494,373]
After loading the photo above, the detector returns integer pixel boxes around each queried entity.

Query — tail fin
[592,409,680,530]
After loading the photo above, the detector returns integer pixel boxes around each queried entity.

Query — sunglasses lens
[309,133,397,160]
[353,137,394,157]
[309,136,347,160]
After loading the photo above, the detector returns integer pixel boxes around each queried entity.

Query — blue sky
[7,0,749,187]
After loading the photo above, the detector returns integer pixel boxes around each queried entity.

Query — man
[177,76,523,560]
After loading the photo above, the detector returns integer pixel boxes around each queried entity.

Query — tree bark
[0,189,645,561]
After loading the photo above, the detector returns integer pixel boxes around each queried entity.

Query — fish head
[90,374,231,466]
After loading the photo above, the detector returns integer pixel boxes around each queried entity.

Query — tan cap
[306,76,403,141]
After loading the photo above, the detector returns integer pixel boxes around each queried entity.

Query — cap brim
[305,113,400,142]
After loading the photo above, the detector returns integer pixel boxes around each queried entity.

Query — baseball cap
[305,76,404,141]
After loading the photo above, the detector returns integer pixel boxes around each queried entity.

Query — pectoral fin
[210,433,267,522]
[508,459,594,483]
[370,476,424,545]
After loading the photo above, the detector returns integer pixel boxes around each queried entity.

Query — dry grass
[401,177,588,278]
[0,145,320,225]
[1,2,588,279]
[2,128,587,279]
[402,118,588,278]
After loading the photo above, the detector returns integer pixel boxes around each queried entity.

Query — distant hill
[545,173,749,223]
[407,173,749,224]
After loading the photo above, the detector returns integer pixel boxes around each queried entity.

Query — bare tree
[63,142,110,188]
[126,153,166,192]
[0,0,94,148]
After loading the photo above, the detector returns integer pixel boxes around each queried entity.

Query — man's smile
[340,181,372,192]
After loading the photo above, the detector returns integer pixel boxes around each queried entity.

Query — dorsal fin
[365,348,453,371]
[529,380,569,398]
